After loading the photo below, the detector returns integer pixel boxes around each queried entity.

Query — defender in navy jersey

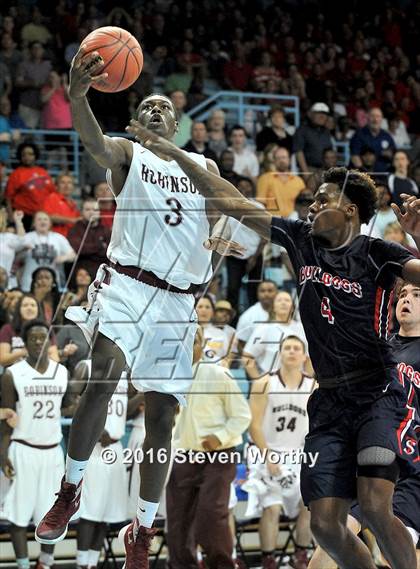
[309,281,420,568]
[131,129,420,569]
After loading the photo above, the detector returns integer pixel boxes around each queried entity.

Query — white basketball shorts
[3,442,64,527]
[66,264,198,405]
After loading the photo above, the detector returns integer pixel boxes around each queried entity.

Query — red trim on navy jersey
[396,383,415,454]
[385,290,394,340]
[374,287,384,336]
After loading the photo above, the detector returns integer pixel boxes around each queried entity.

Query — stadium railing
[187,91,301,136]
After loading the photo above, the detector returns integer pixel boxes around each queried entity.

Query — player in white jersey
[0,320,72,569]
[73,360,129,569]
[34,45,238,569]
[248,336,315,569]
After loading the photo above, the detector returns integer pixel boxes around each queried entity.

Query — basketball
[80,26,143,93]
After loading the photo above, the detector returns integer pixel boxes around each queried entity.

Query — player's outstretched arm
[69,45,132,171]
[126,121,273,240]
[392,194,420,284]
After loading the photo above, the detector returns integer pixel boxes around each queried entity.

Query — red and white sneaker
[35,477,82,544]
[118,518,157,569]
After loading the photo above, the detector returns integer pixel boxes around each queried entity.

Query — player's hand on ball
[125,120,178,156]
[204,236,246,257]
[69,45,109,99]
[391,193,420,237]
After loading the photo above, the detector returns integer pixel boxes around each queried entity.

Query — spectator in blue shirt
[350,107,396,173]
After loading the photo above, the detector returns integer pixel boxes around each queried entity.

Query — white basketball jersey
[10,359,68,445]
[202,324,234,363]
[262,373,315,452]
[106,142,213,289]
[84,360,128,441]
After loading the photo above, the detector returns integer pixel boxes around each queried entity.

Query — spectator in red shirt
[223,44,253,91]
[67,197,111,280]
[5,142,55,230]
[252,51,281,93]
[93,182,115,228]
[42,173,80,237]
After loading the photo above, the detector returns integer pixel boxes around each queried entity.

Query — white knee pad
[357,446,396,466]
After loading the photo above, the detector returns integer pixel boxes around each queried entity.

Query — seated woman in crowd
[0,293,59,367]
[30,267,62,326]
[195,295,236,366]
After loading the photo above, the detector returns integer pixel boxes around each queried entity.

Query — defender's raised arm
[126,121,273,240]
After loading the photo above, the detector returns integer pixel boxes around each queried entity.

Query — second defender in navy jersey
[132,133,420,569]
[309,282,420,569]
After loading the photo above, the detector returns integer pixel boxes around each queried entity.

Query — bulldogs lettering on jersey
[271,217,415,384]
[390,335,420,417]
[10,359,68,445]
[262,373,315,452]
[106,142,212,289]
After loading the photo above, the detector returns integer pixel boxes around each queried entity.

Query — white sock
[136,496,159,529]
[66,456,88,485]
[17,558,30,569]
[232,546,237,559]
[88,549,100,567]
[197,549,203,562]
[76,550,89,566]
[39,552,54,566]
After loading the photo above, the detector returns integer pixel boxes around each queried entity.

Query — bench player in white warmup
[0,321,72,569]
[35,46,235,569]
[248,336,314,569]
[75,360,129,569]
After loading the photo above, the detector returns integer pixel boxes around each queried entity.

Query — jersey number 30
[165,198,183,226]
[321,297,335,324]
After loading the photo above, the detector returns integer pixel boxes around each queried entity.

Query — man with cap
[293,102,333,178]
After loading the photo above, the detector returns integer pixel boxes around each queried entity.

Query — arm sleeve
[370,239,416,278]
[57,234,75,256]
[270,216,310,248]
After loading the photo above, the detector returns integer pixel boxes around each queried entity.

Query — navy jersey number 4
[321,297,334,324]
[271,217,415,384]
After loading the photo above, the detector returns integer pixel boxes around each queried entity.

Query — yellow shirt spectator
[257,147,305,216]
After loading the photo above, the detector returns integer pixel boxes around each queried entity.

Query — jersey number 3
[165,198,183,226]
[321,297,335,324]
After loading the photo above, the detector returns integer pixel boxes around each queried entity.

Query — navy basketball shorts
[300,368,420,506]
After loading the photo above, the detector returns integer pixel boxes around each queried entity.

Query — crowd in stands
[1,1,420,568]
